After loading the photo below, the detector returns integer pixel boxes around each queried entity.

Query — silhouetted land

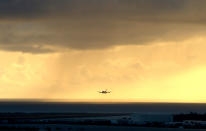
[174,112,206,122]
[0,112,128,119]
[1,102,206,130]
[0,112,206,129]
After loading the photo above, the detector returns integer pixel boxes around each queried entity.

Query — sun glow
[131,66,206,103]
[0,36,206,102]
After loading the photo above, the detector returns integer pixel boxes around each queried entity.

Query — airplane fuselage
[98,90,111,94]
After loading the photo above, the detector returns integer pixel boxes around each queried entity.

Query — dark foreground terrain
[0,112,206,130]
[0,125,205,131]
[1,102,206,130]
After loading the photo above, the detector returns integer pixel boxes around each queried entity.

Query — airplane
[98,89,111,94]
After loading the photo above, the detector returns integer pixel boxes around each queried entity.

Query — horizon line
[0,98,206,104]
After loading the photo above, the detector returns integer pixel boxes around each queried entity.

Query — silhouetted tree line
[0,118,112,126]
[173,112,206,122]
[0,112,128,119]
[0,126,39,131]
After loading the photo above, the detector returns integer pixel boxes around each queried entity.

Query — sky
[1,0,206,102]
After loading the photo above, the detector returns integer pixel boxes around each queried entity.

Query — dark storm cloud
[0,0,186,20]
[0,0,46,19]
[0,0,206,53]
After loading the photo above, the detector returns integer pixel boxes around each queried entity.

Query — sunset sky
[1,0,206,102]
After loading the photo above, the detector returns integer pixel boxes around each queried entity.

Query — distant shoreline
[0,102,206,113]
[0,100,196,105]
[0,112,206,130]
[1,99,206,104]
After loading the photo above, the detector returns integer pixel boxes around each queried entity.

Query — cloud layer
[0,0,206,53]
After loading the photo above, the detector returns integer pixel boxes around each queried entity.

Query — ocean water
[0,101,206,114]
